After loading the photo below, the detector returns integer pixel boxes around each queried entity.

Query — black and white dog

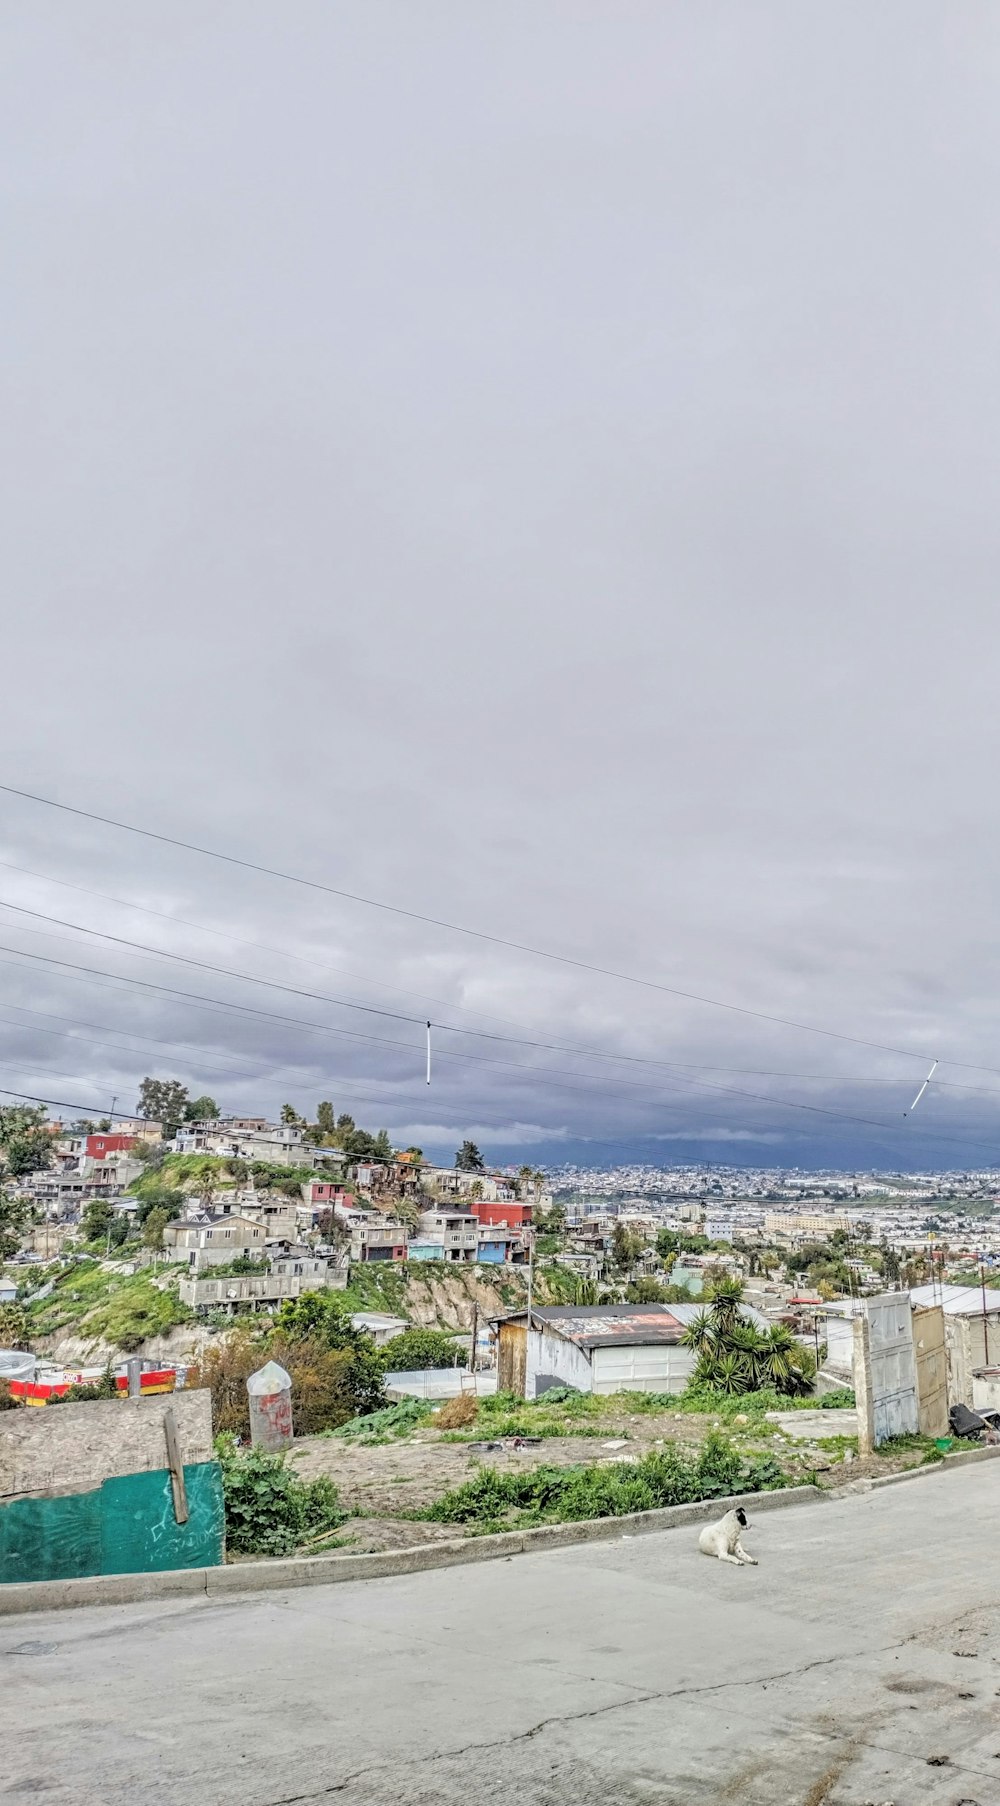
[697,1506,757,1566]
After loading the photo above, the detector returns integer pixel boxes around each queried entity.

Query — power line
[0,781,936,1064]
[0,895,969,1093]
[0,855,538,1039]
[5,936,1000,1163]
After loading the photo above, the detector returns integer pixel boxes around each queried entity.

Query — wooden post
[163,1407,189,1525]
[469,1300,478,1377]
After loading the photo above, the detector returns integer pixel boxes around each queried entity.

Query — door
[498,1322,527,1396]
[864,1294,918,1443]
[912,1304,948,1438]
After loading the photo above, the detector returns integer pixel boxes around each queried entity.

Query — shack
[496,1303,718,1399]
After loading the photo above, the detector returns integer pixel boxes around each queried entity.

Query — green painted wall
[0,1461,224,1585]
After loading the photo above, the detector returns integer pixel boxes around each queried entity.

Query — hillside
[18,1254,579,1365]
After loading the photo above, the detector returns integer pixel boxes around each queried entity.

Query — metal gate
[864,1294,918,1443]
[912,1303,948,1439]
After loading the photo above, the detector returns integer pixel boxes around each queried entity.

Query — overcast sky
[2,5,1000,1172]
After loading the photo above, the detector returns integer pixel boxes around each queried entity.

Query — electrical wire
[0,895,967,1092]
[5,936,1000,1163]
[0,781,940,1064]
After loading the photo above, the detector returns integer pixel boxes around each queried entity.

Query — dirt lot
[286,1401,934,1552]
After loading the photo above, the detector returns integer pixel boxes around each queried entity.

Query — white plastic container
[246,1359,293,1451]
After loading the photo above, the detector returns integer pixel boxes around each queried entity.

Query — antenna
[904,1060,938,1117]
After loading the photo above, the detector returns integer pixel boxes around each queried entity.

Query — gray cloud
[1,5,1000,1170]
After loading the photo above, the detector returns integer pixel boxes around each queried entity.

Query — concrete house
[163,1214,267,1271]
[410,1209,478,1263]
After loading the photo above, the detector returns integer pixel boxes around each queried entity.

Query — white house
[496,1301,768,1399]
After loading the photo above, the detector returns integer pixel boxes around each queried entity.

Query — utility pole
[982,1262,992,1367]
[469,1299,478,1377]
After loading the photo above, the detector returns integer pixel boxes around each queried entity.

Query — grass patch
[420,1432,788,1533]
[24,1261,194,1351]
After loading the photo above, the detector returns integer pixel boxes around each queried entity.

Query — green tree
[134,1185,185,1226]
[142,1206,171,1251]
[137,1079,189,1137]
[0,1193,32,1262]
[184,1095,218,1122]
[280,1103,304,1126]
[82,1198,114,1245]
[611,1222,644,1271]
[372,1129,393,1161]
[273,1293,386,1415]
[0,1300,29,1347]
[381,1327,468,1370]
[880,1242,901,1286]
[455,1141,485,1173]
[0,1105,53,1179]
[316,1101,336,1136]
[625,1277,673,1303]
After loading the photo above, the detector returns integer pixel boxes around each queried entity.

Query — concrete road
[5,1465,1000,1806]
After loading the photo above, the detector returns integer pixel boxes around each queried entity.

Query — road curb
[838,1439,1000,1494]
[0,1482,822,1615]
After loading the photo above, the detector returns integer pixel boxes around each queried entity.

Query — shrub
[381,1327,467,1371]
[190,1326,380,1438]
[330,1398,433,1439]
[273,1294,386,1415]
[216,1438,342,1556]
[423,1433,787,1531]
[435,1393,478,1429]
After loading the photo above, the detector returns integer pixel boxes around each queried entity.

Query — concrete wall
[526,1327,593,1399]
[943,1314,1000,1407]
[1,1390,213,1501]
[1,1390,222,1586]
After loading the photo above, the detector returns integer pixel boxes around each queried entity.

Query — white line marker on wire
[904,1059,938,1116]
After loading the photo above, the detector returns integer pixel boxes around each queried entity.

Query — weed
[216,1436,343,1557]
[422,1432,787,1531]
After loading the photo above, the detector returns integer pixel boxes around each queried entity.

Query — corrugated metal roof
[909,1283,1000,1318]
[499,1300,767,1348]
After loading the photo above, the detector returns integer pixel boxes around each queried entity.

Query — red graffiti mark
[259,1391,292,1437]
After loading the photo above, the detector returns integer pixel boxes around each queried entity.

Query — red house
[85,1134,137,1160]
[470,1199,532,1229]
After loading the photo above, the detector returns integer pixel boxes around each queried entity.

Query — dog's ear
[736,1508,747,1526]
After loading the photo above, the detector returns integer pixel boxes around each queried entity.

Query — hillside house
[476,1226,529,1265]
[471,1198,532,1229]
[350,1219,408,1263]
[163,1214,267,1271]
[350,1311,409,1346]
[410,1208,478,1263]
[179,1268,345,1314]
